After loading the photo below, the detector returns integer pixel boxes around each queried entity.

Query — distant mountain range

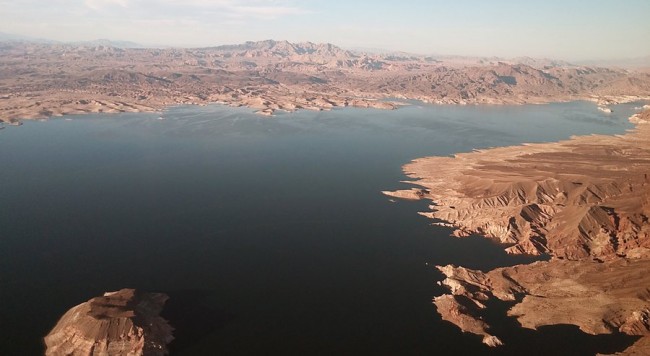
[2,37,649,123]
[72,39,144,48]
[1,31,648,68]
[0,32,144,48]
[577,56,650,69]
[0,31,58,44]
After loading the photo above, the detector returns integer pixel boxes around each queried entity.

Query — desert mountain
[0,40,649,122]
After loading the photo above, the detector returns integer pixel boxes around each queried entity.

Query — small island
[44,289,173,356]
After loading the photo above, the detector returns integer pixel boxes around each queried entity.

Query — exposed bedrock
[44,289,173,356]
[385,111,650,352]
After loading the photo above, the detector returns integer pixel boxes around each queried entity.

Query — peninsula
[1,40,649,123]
[384,110,650,353]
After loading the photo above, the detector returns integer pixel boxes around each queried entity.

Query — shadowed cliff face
[385,110,650,353]
[1,40,650,122]
[44,289,173,356]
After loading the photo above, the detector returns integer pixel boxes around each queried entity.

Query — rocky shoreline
[0,87,404,123]
[385,110,650,354]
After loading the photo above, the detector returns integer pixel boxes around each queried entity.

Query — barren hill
[1,40,649,122]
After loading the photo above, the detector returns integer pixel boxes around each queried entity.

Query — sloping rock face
[44,289,173,356]
[385,110,650,353]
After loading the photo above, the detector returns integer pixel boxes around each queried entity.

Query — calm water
[0,101,642,355]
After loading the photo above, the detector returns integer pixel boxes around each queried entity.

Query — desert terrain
[1,39,650,123]
[384,109,650,354]
[4,38,650,354]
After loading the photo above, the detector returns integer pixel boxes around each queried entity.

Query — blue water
[0,101,642,355]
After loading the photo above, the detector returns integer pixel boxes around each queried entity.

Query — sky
[1,0,649,60]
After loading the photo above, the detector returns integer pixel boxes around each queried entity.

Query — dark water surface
[0,102,642,355]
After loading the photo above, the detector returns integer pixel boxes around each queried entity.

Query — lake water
[0,101,643,355]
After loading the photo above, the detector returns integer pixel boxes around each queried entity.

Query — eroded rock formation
[385,110,650,354]
[435,258,650,348]
[386,111,650,261]
[44,289,173,356]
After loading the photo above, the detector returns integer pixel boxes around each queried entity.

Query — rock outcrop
[44,289,173,356]
[434,258,650,347]
[385,110,650,353]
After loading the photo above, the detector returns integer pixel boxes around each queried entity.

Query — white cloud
[160,0,310,19]
[85,0,130,10]
[224,5,309,19]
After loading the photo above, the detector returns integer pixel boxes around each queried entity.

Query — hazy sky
[2,0,649,60]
